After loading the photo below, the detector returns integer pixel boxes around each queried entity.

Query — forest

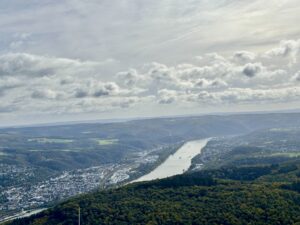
[6,159,300,225]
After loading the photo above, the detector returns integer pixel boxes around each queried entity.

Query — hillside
[6,160,300,225]
[1,113,299,214]
[191,127,300,170]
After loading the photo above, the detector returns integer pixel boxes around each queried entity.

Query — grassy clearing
[27,138,74,144]
[94,139,119,145]
[269,152,300,158]
[0,151,8,156]
[28,149,84,152]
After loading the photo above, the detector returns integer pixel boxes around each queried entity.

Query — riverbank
[1,208,47,224]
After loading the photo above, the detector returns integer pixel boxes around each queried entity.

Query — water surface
[134,138,210,182]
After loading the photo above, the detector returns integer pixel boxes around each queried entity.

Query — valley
[2,113,300,223]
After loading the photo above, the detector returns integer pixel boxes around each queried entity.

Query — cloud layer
[1,0,300,64]
[0,39,300,124]
[1,1,300,125]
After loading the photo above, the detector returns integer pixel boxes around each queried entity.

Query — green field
[0,151,7,156]
[270,152,300,158]
[28,149,82,152]
[94,139,119,145]
[27,138,74,144]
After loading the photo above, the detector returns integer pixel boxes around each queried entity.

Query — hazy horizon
[2,107,300,129]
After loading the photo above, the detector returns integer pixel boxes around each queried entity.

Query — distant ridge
[1,108,300,129]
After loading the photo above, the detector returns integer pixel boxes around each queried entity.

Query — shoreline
[1,208,47,223]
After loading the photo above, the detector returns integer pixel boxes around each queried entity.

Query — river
[133,138,210,182]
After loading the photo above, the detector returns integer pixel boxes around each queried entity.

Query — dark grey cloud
[242,63,263,78]
[74,89,89,98]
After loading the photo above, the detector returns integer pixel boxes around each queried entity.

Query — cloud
[242,63,263,78]
[3,0,300,66]
[0,53,142,115]
[0,105,19,113]
[0,53,104,77]
[0,77,23,96]
[31,89,60,100]
[116,69,145,87]
[0,77,22,89]
[1,1,300,125]
[233,51,256,62]
[9,33,31,50]
[292,71,300,82]
[73,81,120,98]
[265,39,300,64]
[74,89,89,98]
[114,51,298,107]
[193,78,228,89]
[205,53,227,62]
[0,38,300,118]
[92,82,120,97]
[186,87,300,105]
[158,89,178,104]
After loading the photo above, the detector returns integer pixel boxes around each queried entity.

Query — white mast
[78,206,81,225]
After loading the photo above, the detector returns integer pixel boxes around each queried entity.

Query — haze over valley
[1,1,300,224]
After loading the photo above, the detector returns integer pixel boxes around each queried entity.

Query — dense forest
[6,159,300,225]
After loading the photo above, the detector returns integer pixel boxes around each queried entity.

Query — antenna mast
[78,206,81,225]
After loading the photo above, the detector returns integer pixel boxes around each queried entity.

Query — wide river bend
[134,138,210,182]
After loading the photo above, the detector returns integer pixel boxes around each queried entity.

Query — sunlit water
[134,138,210,182]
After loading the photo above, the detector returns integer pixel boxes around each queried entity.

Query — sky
[1,0,300,126]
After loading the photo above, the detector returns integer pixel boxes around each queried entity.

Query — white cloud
[1,0,300,65]
[292,71,300,82]
[9,32,31,50]
[116,69,140,87]
[73,81,120,98]
[264,39,300,64]
[1,1,300,125]
[205,53,227,62]
[0,53,101,77]
[186,87,300,105]
[233,51,256,62]
[0,40,300,123]
[31,89,59,100]
[0,76,22,89]
[158,89,178,104]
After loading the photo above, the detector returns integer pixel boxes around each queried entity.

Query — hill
[6,159,300,225]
